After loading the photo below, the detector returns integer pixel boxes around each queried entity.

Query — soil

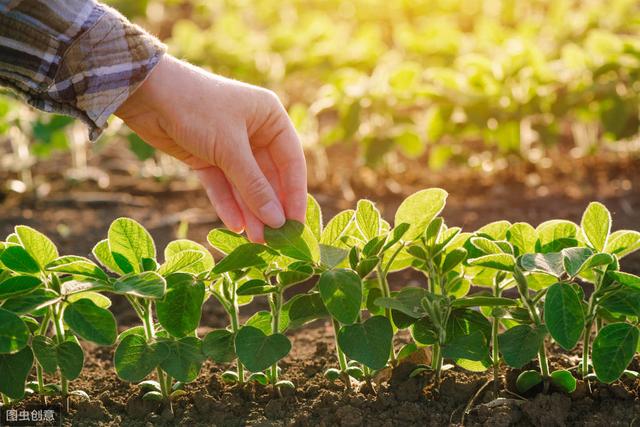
[2,147,640,426]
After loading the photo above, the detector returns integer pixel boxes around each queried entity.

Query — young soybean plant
[0,226,118,409]
[92,218,211,404]
[204,229,300,390]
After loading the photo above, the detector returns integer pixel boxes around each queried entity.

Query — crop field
[1,0,640,426]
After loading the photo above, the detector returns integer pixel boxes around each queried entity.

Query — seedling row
[0,188,639,410]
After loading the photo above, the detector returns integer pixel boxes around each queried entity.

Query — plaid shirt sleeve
[0,0,166,140]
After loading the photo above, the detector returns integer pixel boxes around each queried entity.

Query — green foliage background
[1,0,640,169]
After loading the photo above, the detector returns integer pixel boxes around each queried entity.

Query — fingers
[231,185,265,243]
[220,135,286,229]
[195,167,244,233]
[267,121,307,223]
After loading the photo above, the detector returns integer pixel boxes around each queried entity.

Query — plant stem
[432,342,443,386]
[520,291,549,378]
[269,289,283,384]
[376,265,397,364]
[332,318,351,390]
[36,310,51,400]
[51,303,68,408]
[228,300,244,384]
[491,280,501,394]
[581,271,603,378]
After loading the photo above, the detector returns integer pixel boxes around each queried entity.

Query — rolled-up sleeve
[0,0,166,140]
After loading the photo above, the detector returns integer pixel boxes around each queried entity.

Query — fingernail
[259,201,286,228]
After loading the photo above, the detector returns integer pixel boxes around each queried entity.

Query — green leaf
[476,221,511,241]
[605,230,640,259]
[581,202,611,252]
[64,298,117,345]
[607,271,640,290]
[451,296,517,309]
[520,252,565,277]
[600,288,640,317]
[108,218,156,273]
[92,239,124,275]
[164,240,214,274]
[56,339,84,380]
[544,283,585,350]
[31,336,57,374]
[277,263,314,287]
[443,330,487,361]
[0,245,41,274]
[445,309,492,364]
[356,200,381,241]
[319,244,349,269]
[1,289,60,314]
[235,326,291,372]
[265,220,320,263]
[337,316,393,370]
[536,220,579,253]
[498,325,546,368]
[159,337,206,383]
[507,222,537,256]
[467,253,515,272]
[516,370,543,393]
[156,273,204,338]
[318,269,362,325]
[15,226,58,269]
[114,334,170,383]
[284,292,329,329]
[45,256,108,281]
[114,271,166,299]
[158,250,205,277]
[202,329,236,363]
[320,210,355,246]
[562,248,612,278]
[67,291,111,309]
[0,275,42,299]
[592,323,639,383]
[374,287,428,318]
[410,317,438,345]
[211,243,275,274]
[207,229,249,255]
[550,370,577,393]
[306,194,323,240]
[470,237,503,255]
[245,311,274,335]
[394,188,448,241]
[0,346,33,399]
[236,279,277,296]
[0,308,30,354]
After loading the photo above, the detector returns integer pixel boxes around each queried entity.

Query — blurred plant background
[2,0,640,194]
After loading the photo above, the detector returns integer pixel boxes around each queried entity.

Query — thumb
[219,140,286,229]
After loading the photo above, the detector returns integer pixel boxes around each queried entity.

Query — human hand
[115,55,307,242]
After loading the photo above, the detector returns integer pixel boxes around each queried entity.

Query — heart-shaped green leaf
[356,199,381,241]
[544,283,584,350]
[64,298,117,345]
[0,308,30,354]
[283,292,329,329]
[156,273,204,337]
[516,370,543,393]
[0,346,33,399]
[318,269,362,325]
[57,339,84,380]
[114,271,166,299]
[115,334,170,383]
[498,325,546,368]
[0,245,41,274]
[235,326,291,372]
[108,218,156,273]
[265,220,320,263]
[15,226,59,269]
[394,188,448,241]
[202,329,236,363]
[592,323,639,383]
[581,202,611,252]
[0,275,42,299]
[338,316,392,370]
[159,337,206,382]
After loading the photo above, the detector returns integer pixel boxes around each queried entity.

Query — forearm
[0,0,165,140]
